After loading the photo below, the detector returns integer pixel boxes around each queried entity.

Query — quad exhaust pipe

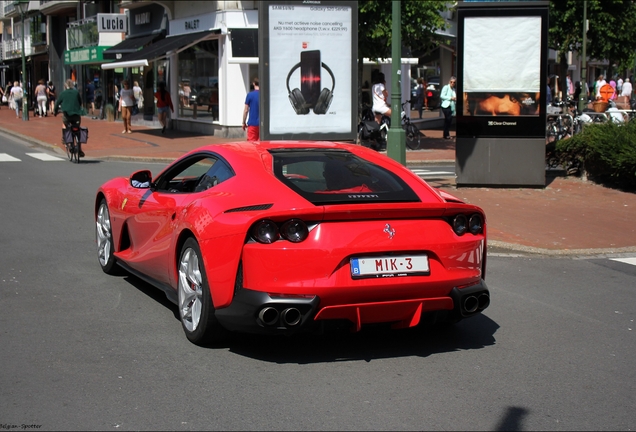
[258,307,279,326]
[462,292,490,314]
[258,306,302,328]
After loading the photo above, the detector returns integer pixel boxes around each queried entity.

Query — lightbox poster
[463,16,541,117]
[260,1,357,140]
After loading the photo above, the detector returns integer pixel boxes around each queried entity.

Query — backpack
[360,120,380,140]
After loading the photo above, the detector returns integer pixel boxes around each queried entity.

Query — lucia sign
[97,14,128,33]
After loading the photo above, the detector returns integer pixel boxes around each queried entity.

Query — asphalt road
[1,133,635,431]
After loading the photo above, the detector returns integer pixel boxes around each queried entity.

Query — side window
[155,156,218,193]
[194,159,234,192]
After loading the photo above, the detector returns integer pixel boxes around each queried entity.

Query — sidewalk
[1,107,635,255]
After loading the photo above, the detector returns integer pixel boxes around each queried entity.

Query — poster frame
[456,2,549,139]
[258,0,358,141]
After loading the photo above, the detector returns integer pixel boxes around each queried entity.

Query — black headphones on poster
[286,62,335,115]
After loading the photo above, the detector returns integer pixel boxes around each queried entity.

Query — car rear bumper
[214,280,489,335]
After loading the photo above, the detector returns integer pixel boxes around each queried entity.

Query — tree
[549,0,636,96]
[357,0,451,105]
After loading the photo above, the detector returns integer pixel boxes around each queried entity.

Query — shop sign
[98,14,128,33]
[171,13,216,36]
[128,3,165,37]
[64,46,112,65]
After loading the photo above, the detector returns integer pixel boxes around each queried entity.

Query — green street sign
[64,46,112,65]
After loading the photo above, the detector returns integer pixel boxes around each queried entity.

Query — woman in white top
[35,79,49,117]
[10,81,24,118]
[118,80,135,134]
[371,72,391,123]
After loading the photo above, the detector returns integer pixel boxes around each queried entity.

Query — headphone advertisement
[260,1,357,141]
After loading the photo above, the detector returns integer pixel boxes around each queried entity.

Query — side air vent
[225,204,274,213]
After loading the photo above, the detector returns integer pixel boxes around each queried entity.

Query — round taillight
[280,219,309,243]
[469,214,483,234]
[252,220,279,244]
[452,214,468,236]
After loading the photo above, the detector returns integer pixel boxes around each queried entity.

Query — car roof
[168,141,446,205]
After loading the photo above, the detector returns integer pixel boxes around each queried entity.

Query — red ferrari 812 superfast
[95,141,489,345]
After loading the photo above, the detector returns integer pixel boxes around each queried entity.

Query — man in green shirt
[54,79,83,125]
[54,79,84,156]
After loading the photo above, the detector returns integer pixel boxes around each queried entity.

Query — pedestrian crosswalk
[410,168,455,179]
[0,152,64,162]
[610,257,636,267]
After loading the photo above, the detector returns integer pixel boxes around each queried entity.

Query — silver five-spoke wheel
[96,200,119,274]
[178,246,203,333]
[177,238,226,345]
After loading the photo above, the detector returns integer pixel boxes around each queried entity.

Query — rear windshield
[270,149,420,205]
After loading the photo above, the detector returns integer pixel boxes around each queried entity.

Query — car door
[125,154,223,284]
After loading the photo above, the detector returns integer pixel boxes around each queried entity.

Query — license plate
[350,255,430,278]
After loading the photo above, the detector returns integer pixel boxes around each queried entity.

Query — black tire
[546,122,558,143]
[66,142,73,161]
[96,199,121,275]
[405,123,422,150]
[74,136,81,164]
[178,237,227,345]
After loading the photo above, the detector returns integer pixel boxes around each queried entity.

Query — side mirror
[130,170,152,188]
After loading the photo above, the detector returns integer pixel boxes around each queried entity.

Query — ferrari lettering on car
[95,141,489,346]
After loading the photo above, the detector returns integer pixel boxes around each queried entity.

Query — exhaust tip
[463,296,479,314]
[258,307,279,326]
[477,293,490,310]
[281,308,302,327]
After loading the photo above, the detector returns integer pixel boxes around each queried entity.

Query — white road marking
[0,153,21,162]
[26,153,64,161]
[411,169,454,177]
[610,257,636,266]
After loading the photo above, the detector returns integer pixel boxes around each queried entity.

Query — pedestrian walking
[154,81,174,134]
[47,81,56,114]
[440,76,456,139]
[35,79,49,117]
[10,81,24,118]
[86,81,95,116]
[133,81,143,115]
[414,77,424,119]
[118,80,135,134]
[242,77,260,141]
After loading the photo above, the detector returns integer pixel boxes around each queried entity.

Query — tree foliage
[356,0,451,106]
[549,0,636,83]
[358,0,450,61]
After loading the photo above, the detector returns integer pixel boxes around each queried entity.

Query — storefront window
[177,38,219,121]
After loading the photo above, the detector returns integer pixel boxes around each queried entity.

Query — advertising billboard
[457,4,548,138]
[259,1,357,141]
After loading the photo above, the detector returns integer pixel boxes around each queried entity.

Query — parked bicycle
[62,120,88,164]
[401,101,422,150]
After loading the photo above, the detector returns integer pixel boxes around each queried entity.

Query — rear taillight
[251,220,279,244]
[280,219,309,243]
[251,219,309,244]
[449,213,483,236]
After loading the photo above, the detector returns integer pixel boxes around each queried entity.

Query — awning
[102,34,163,60]
[102,59,149,70]
[101,30,220,70]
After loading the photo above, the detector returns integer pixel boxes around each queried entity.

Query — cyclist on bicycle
[371,72,391,124]
[54,79,84,157]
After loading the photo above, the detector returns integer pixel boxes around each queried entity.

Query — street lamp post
[387,0,406,164]
[578,0,588,113]
[15,0,30,121]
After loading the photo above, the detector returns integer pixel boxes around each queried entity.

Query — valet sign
[97,14,128,33]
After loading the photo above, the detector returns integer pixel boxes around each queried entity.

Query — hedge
[555,120,636,191]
